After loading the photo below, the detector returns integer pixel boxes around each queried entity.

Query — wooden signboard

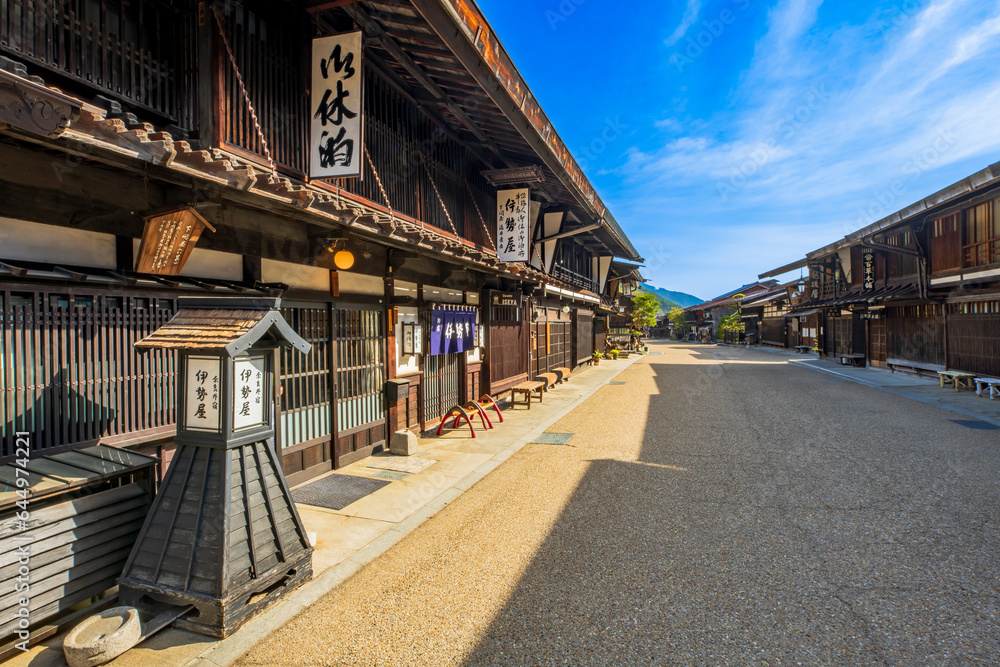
[135,207,216,275]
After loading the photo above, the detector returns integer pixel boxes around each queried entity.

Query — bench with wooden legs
[509,381,545,409]
[938,370,976,391]
[974,377,1000,398]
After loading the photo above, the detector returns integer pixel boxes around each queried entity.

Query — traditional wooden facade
[762,162,1000,374]
[684,281,776,342]
[0,0,640,493]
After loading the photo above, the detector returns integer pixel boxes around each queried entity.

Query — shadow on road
[462,344,1000,665]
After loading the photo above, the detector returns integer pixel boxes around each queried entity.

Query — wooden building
[684,281,777,342]
[0,0,641,494]
[761,162,1000,374]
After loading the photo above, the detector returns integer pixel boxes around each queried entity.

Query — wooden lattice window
[964,199,1000,268]
[0,289,177,463]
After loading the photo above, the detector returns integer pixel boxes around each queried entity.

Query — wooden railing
[963,238,1000,269]
[0,0,196,124]
[553,265,596,292]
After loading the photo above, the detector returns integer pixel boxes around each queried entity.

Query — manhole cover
[950,419,1000,430]
[532,432,574,445]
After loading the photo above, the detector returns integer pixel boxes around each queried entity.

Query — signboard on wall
[862,247,875,290]
[310,31,363,179]
[136,207,216,275]
[497,188,529,262]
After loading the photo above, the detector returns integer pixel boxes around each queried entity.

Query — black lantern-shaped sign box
[120,297,314,638]
[179,349,273,448]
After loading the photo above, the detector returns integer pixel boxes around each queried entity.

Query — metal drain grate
[292,474,391,510]
[531,432,574,445]
[373,471,409,480]
[609,381,626,385]
[950,419,1000,430]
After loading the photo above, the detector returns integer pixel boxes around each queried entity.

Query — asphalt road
[238,342,1000,665]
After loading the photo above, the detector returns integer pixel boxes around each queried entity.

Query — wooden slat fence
[0,290,176,463]
[946,311,1000,377]
[886,307,945,367]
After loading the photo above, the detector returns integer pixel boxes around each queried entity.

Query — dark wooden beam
[305,0,361,12]
[349,4,515,168]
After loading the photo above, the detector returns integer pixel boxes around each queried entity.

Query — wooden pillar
[386,278,397,381]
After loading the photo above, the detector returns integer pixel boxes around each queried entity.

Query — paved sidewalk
[8,357,637,667]
[718,342,1000,426]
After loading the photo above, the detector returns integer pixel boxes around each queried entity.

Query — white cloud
[628,0,1000,214]
[664,0,703,47]
[612,0,1000,294]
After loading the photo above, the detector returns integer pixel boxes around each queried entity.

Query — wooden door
[869,318,887,366]
[332,306,387,468]
[422,353,461,425]
[278,304,334,486]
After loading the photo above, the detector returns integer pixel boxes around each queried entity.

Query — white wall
[0,218,116,268]
[262,259,330,291]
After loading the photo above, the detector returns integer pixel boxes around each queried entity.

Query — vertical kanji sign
[862,247,875,290]
[497,188,529,262]
[232,355,267,431]
[184,357,221,431]
[311,31,363,179]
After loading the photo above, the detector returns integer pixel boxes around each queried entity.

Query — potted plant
[609,348,620,360]
[591,350,601,366]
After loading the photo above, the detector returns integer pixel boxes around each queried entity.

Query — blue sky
[475,0,1000,301]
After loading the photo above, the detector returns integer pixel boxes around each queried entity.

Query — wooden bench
[974,378,1000,399]
[553,367,572,383]
[535,372,558,390]
[794,345,811,354]
[510,380,545,409]
[839,353,866,367]
[938,370,976,391]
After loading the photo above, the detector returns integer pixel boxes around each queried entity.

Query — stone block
[389,429,418,456]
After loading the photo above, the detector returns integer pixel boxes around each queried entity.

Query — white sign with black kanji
[310,31,363,179]
[232,355,267,431]
[497,188,530,262]
[185,356,221,431]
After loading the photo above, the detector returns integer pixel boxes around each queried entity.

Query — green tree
[717,312,744,337]
[631,291,659,334]
[669,307,687,337]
